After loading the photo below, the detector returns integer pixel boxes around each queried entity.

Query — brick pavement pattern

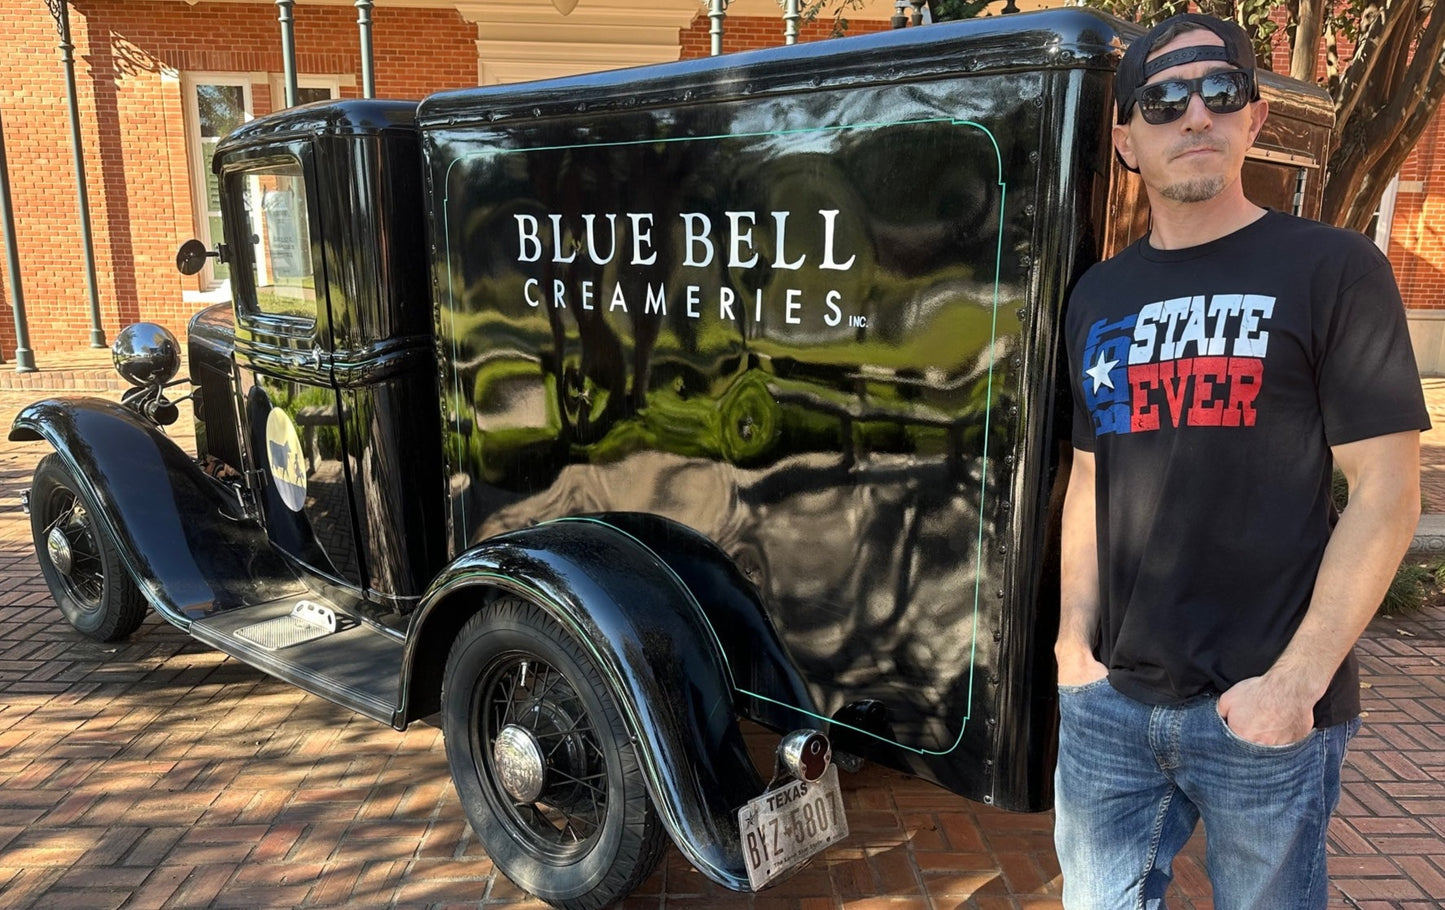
[1,373,1442,909]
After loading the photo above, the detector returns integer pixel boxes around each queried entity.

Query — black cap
[1115,13,1259,124]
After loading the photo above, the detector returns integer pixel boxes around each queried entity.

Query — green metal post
[0,105,36,372]
[277,0,298,107]
[356,0,375,99]
[709,0,727,56]
[784,0,800,45]
[47,0,105,348]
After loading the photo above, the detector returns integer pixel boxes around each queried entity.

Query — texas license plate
[737,765,849,890]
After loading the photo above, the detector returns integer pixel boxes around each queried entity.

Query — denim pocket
[1057,676,1110,696]
[1214,709,1314,755]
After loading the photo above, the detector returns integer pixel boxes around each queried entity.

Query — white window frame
[182,74,254,292]
[268,74,345,109]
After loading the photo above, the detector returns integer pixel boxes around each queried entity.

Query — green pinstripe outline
[437,117,1006,756]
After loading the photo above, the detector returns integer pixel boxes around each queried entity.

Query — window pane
[234,162,316,321]
[296,86,333,106]
[207,213,228,281]
[192,82,248,284]
[204,149,230,280]
[197,84,246,138]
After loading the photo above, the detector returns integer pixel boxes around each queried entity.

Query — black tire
[441,598,667,909]
[29,454,147,642]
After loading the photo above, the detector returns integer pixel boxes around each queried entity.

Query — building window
[1372,174,1401,253]
[269,75,343,108]
[183,75,253,290]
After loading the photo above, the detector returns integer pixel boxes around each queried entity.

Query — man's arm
[1056,449,1110,686]
[1218,429,1422,744]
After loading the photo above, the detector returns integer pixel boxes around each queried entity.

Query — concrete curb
[1409,513,1445,557]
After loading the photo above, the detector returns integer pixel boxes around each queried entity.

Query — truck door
[223,148,368,592]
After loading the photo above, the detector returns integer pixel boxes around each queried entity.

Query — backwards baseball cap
[1115,12,1260,124]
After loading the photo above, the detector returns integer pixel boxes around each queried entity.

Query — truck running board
[190,597,404,725]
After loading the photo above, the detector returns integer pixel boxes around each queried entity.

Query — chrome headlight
[112,323,181,387]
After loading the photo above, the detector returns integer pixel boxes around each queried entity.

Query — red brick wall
[0,1,477,361]
[1388,113,1445,311]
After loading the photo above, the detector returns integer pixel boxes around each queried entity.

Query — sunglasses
[1132,70,1254,125]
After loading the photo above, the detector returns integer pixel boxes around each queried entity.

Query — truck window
[230,160,317,322]
[1242,158,1308,216]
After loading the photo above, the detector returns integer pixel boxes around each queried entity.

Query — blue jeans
[1053,677,1358,910]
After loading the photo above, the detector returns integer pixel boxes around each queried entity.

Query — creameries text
[514,209,865,328]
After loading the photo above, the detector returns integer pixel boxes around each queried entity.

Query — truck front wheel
[29,454,146,642]
[441,598,667,909]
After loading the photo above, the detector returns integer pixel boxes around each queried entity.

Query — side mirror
[176,238,220,276]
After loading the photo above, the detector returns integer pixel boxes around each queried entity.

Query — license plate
[737,764,849,890]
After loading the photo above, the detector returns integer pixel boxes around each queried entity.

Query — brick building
[1,0,1442,369]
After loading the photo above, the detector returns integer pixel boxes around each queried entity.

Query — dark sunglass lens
[1137,81,1190,124]
[1200,72,1249,113]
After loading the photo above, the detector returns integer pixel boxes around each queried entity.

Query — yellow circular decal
[265,408,307,512]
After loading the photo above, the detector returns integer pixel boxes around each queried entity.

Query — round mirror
[112,323,181,387]
[175,239,211,276]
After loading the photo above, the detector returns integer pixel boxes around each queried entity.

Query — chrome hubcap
[46,526,74,576]
[493,723,546,803]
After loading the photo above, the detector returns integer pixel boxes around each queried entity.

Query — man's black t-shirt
[1065,211,1431,726]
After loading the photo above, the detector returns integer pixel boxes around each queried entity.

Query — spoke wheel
[442,598,666,909]
[478,655,609,856]
[29,454,146,642]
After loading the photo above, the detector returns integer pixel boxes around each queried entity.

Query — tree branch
[1324,0,1445,226]
[1334,0,1414,129]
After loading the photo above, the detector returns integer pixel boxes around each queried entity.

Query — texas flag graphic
[1080,294,1274,437]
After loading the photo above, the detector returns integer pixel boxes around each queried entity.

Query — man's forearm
[1221,432,1421,744]
[1270,433,1422,701]
[1057,450,1105,679]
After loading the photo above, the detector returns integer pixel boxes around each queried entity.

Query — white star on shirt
[1085,350,1119,394]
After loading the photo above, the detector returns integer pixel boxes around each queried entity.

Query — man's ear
[1248,98,1269,144]
[1112,122,1138,171]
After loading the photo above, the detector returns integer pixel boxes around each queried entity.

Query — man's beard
[1160,174,1225,203]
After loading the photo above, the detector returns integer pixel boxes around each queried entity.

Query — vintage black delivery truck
[11,8,1333,908]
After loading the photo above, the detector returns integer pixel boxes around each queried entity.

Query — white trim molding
[1407,309,1445,376]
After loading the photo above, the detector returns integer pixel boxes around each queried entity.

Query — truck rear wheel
[441,598,667,909]
[29,454,146,642]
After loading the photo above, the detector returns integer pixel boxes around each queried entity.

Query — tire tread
[443,597,668,910]
[31,454,147,642]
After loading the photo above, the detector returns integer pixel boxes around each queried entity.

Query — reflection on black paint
[431,79,1034,797]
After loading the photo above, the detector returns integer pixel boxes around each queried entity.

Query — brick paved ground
[0,358,1441,909]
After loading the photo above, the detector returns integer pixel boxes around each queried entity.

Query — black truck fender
[401,517,784,891]
[9,398,297,624]
[578,512,822,734]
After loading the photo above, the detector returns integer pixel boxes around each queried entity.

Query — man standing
[1056,12,1430,908]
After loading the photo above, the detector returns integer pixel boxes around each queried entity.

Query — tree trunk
[1290,0,1325,83]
